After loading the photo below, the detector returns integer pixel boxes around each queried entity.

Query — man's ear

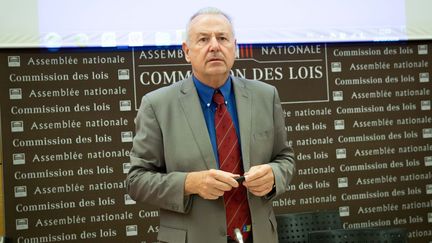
[234,39,239,59]
[182,42,191,63]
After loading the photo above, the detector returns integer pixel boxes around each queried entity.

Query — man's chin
[207,60,225,66]
[206,66,228,74]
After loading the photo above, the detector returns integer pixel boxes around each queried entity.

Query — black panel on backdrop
[0,41,431,242]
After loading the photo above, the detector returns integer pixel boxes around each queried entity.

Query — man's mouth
[208,58,223,63]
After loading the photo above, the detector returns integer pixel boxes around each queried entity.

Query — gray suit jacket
[126,76,295,243]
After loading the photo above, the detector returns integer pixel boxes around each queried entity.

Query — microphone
[234,228,244,243]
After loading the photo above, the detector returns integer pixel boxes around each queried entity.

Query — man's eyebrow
[197,31,229,35]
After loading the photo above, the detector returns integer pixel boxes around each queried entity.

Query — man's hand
[243,164,275,197]
[185,169,239,200]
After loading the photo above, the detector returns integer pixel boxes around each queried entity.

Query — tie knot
[213,91,225,105]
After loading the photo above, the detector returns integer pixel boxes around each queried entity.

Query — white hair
[185,7,235,44]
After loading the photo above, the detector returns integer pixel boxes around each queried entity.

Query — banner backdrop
[0,40,431,242]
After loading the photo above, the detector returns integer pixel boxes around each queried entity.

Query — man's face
[182,14,236,83]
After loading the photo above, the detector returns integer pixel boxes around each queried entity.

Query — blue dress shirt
[192,75,241,167]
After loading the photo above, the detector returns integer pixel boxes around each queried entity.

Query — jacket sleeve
[125,95,192,213]
[266,86,296,200]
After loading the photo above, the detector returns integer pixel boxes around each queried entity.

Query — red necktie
[213,90,252,241]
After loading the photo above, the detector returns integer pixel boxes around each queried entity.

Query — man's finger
[213,179,235,191]
[245,165,268,180]
[212,170,239,188]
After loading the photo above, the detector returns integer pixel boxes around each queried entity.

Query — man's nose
[209,36,220,51]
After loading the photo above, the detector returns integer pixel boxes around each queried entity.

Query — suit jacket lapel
[178,77,217,170]
[232,77,252,172]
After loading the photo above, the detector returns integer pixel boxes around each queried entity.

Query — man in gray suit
[126,7,295,243]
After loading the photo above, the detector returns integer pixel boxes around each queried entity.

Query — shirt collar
[193,75,232,107]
